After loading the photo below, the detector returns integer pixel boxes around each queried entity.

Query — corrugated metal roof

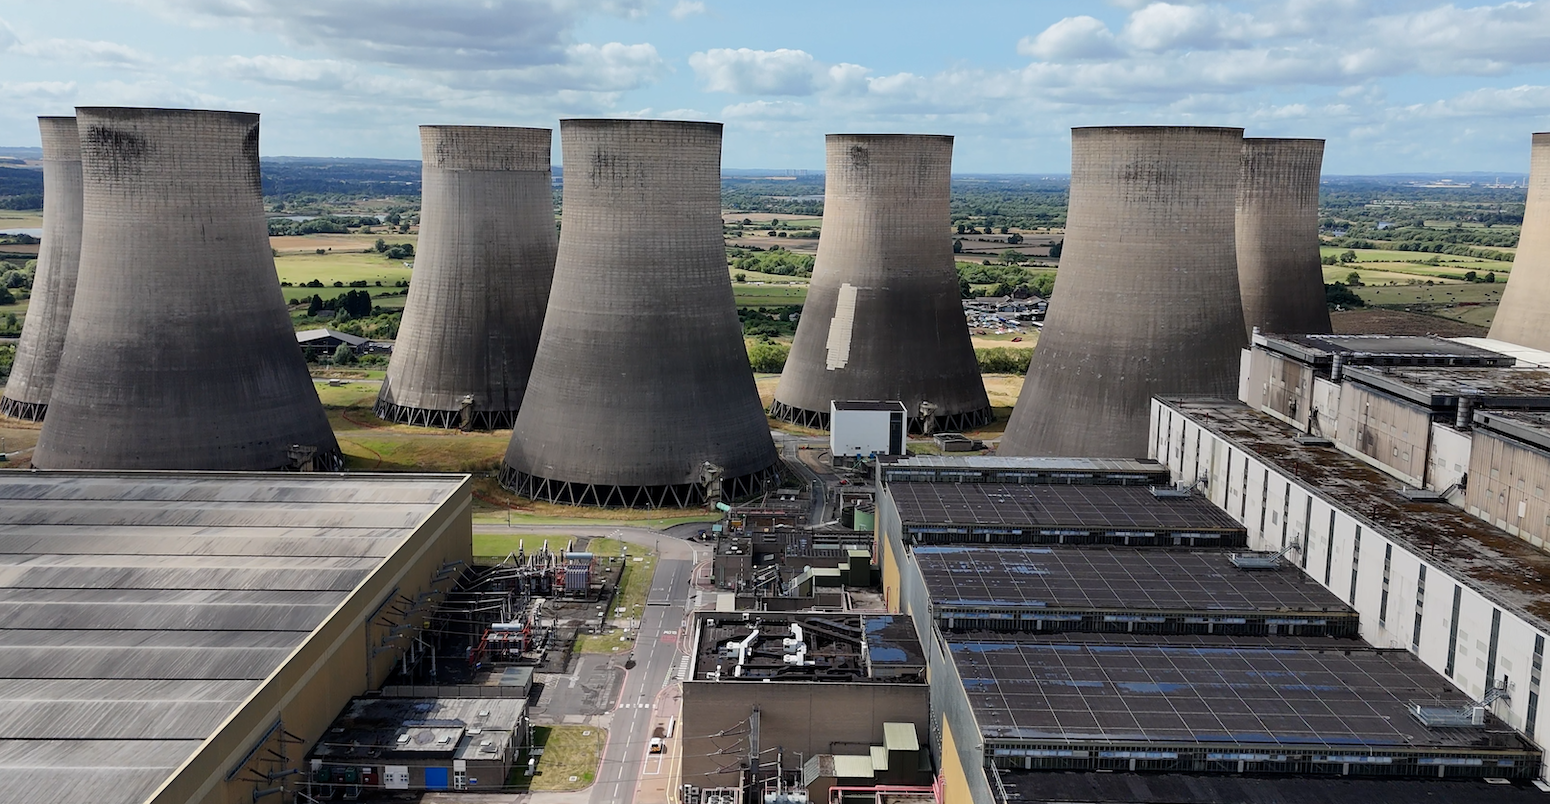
[0,470,465,804]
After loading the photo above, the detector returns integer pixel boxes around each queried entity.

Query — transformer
[500,119,779,507]
[374,126,558,429]
[31,107,340,470]
[1490,132,1550,350]
[1,117,82,421]
[999,126,1247,458]
[770,134,991,433]
[1237,137,1331,336]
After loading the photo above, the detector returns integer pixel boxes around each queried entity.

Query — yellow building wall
[939,718,975,804]
[881,529,902,614]
[147,477,475,804]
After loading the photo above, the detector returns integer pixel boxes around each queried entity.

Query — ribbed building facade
[1490,132,1550,350]
[770,134,991,433]
[999,126,1248,458]
[31,107,340,471]
[1236,137,1331,336]
[500,119,779,507]
[1,117,83,421]
[374,126,558,430]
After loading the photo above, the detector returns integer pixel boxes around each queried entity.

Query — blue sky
[2,0,1549,173]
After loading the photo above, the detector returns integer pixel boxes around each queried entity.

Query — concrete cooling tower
[1236,137,1331,336]
[31,107,340,471]
[501,119,779,507]
[1490,132,1550,350]
[999,126,1248,458]
[1,117,83,422]
[374,126,558,430]
[769,134,991,433]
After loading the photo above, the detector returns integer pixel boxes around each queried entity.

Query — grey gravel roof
[0,470,465,804]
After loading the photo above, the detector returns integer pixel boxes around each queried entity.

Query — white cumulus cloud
[670,1,706,20]
[1019,16,1120,61]
[133,0,649,70]
[689,47,823,95]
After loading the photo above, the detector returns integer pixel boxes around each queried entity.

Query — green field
[1355,282,1504,306]
[734,283,807,306]
[0,210,42,228]
[473,533,576,562]
[275,251,413,287]
[0,298,28,327]
[729,266,808,285]
[1322,266,1467,286]
[1319,246,1512,274]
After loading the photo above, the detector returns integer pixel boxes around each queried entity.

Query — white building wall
[1427,423,1472,494]
[830,407,895,458]
[1150,399,1550,776]
[1310,377,1342,438]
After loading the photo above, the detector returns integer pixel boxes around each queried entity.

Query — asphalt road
[592,553,691,804]
[490,524,704,804]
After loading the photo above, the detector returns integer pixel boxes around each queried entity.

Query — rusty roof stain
[1161,397,1550,632]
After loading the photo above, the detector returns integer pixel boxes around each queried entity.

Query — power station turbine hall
[1236,137,1331,336]
[999,126,1248,459]
[0,117,83,422]
[500,119,779,508]
[770,134,991,433]
[30,107,340,471]
[374,126,558,430]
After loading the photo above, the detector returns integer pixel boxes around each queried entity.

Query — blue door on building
[425,767,449,790]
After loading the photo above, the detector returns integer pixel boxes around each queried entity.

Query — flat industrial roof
[1343,366,1550,409]
[1453,337,1550,368]
[998,772,1550,803]
[691,613,925,682]
[832,400,906,412]
[888,483,1243,537]
[309,697,526,762]
[879,456,1169,486]
[915,546,1353,618]
[953,635,1534,755]
[883,456,1166,473]
[0,470,468,804]
[1260,334,1513,366]
[1159,398,1550,632]
[1475,409,1550,455]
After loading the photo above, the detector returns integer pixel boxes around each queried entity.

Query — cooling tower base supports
[372,400,517,431]
[281,449,346,473]
[499,464,780,509]
[0,397,46,423]
[769,400,993,435]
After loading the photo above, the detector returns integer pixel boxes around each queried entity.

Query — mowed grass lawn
[473,533,576,562]
[518,726,606,792]
[314,381,509,472]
